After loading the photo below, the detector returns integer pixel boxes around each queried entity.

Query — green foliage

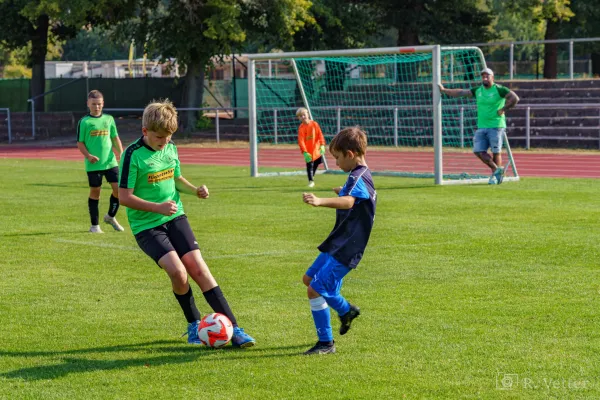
[195,105,214,130]
[61,28,130,61]
[352,0,497,45]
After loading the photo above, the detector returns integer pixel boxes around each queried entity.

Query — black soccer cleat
[339,304,360,335]
[303,341,336,355]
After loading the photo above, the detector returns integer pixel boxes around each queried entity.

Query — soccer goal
[247,45,519,185]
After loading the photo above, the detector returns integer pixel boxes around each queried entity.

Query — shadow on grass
[29,183,89,189]
[0,340,310,381]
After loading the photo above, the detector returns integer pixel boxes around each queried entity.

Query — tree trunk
[30,14,49,112]
[543,19,559,79]
[181,61,205,133]
[592,53,600,77]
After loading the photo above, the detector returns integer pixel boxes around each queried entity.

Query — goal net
[247,45,519,184]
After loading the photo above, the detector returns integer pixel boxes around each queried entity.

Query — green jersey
[119,137,184,234]
[470,84,511,129]
[77,113,119,171]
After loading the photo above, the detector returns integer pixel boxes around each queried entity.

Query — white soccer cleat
[488,175,497,185]
[308,181,315,188]
[89,225,104,233]
[103,215,125,232]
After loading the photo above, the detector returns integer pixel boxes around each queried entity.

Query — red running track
[0,146,599,178]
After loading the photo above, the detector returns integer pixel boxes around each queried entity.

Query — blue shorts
[473,128,505,154]
[305,252,351,297]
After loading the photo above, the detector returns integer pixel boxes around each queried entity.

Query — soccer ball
[198,313,234,348]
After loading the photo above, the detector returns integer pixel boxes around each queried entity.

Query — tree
[124,0,313,131]
[502,0,573,78]
[353,0,496,46]
[0,0,135,110]
[559,0,600,76]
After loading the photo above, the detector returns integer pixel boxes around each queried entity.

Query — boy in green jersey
[77,90,125,232]
[118,100,255,347]
[438,68,520,185]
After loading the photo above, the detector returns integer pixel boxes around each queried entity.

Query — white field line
[54,239,463,258]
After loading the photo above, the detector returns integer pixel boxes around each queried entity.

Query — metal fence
[0,108,12,144]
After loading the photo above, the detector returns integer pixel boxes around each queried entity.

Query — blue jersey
[318,165,376,268]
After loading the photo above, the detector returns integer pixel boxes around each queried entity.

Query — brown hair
[87,90,103,100]
[329,126,367,156]
[142,99,178,134]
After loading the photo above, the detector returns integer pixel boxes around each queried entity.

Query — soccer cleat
[308,181,315,188]
[104,214,125,231]
[89,225,104,233]
[186,320,202,345]
[493,167,505,185]
[339,304,360,335]
[231,327,256,348]
[303,341,336,355]
[488,175,497,185]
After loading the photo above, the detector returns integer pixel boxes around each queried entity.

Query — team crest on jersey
[147,168,174,183]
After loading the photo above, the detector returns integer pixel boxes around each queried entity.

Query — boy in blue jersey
[302,126,377,355]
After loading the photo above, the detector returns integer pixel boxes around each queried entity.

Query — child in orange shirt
[297,108,326,187]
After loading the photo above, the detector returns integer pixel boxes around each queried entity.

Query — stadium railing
[0,108,12,144]
[458,37,600,80]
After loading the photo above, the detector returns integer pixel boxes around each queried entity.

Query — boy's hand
[438,83,446,94]
[303,192,321,207]
[319,145,325,155]
[156,200,178,216]
[196,185,209,199]
[303,152,312,163]
[333,186,342,195]
[87,155,99,164]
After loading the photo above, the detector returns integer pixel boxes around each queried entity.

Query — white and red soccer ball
[198,313,233,348]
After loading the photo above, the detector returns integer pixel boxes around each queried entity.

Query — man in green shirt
[119,100,255,348]
[77,90,124,232]
[438,68,520,184]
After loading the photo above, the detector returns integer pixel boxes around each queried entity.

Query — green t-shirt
[77,113,119,172]
[470,84,511,129]
[119,137,185,234]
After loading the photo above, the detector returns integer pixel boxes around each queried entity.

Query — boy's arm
[303,193,355,209]
[111,136,124,160]
[76,141,99,163]
[118,187,178,216]
[175,176,209,199]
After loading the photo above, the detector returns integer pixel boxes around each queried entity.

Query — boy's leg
[136,225,202,344]
[303,253,335,355]
[312,156,323,176]
[159,252,203,344]
[87,171,103,232]
[103,169,124,231]
[170,216,255,347]
[306,161,314,184]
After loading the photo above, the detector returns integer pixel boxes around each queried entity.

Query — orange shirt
[298,120,325,161]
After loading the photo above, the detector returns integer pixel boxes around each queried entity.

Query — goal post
[247,45,519,184]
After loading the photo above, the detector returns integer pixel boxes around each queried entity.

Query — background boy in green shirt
[76,90,124,232]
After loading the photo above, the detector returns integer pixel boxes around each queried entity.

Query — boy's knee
[307,285,320,299]
[302,274,312,287]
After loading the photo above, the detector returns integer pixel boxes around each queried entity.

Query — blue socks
[309,297,333,342]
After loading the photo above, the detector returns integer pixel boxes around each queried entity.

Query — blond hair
[88,90,103,99]
[142,99,178,134]
[296,107,309,117]
[329,126,367,156]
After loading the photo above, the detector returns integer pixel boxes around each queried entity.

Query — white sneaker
[103,215,125,231]
[308,181,315,188]
[488,175,497,185]
[89,225,104,233]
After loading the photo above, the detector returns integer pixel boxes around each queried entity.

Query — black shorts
[134,215,200,265]
[87,166,119,187]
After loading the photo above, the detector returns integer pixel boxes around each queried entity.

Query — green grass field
[1,158,599,399]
